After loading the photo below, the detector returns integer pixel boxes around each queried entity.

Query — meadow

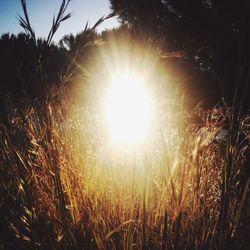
[0,1,249,249]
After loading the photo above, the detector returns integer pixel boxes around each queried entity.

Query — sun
[104,72,154,147]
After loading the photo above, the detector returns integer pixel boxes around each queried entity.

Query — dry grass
[1,1,249,249]
[0,88,249,249]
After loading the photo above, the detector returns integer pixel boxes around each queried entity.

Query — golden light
[104,71,154,147]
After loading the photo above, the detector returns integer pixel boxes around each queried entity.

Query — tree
[110,0,250,109]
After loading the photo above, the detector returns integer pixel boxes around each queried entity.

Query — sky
[0,0,119,42]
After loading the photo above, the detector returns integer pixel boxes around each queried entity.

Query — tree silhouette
[110,0,250,109]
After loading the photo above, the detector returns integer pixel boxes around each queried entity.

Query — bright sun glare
[105,72,154,146]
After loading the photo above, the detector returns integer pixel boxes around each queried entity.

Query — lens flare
[105,72,154,146]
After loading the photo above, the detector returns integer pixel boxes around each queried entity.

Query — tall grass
[0,1,249,249]
[0,85,249,249]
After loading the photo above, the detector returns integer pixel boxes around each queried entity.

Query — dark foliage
[110,0,250,109]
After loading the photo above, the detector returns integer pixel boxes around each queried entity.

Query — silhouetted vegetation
[0,0,249,249]
[110,0,250,109]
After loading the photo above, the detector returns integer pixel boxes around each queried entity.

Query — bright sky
[0,0,119,42]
